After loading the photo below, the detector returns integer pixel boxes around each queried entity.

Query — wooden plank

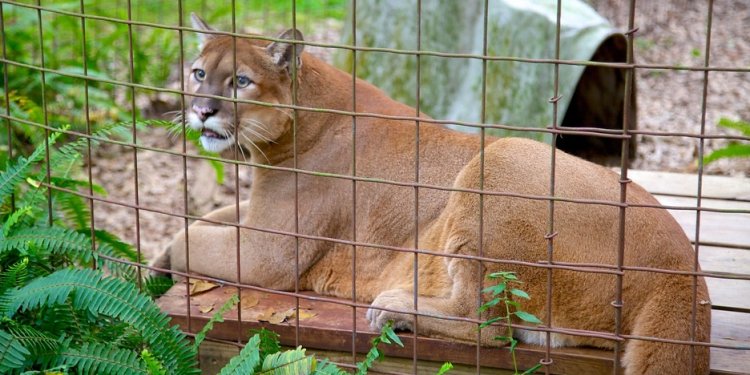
[711,310,750,374]
[699,246,750,276]
[653,195,750,247]
[159,282,613,374]
[705,277,750,311]
[625,170,750,200]
[161,282,750,374]
[700,246,750,312]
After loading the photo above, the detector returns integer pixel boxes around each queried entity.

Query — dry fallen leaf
[255,307,276,322]
[269,308,296,324]
[189,280,219,295]
[199,304,214,314]
[240,294,260,309]
[256,307,297,324]
[294,309,317,321]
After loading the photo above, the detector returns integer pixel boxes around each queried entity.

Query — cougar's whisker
[240,126,272,144]
[236,138,248,163]
[241,118,275,138]
[239,131,270,164]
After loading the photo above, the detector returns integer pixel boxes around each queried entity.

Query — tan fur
[151,16,710,374]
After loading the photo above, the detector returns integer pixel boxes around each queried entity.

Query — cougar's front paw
[366,289,415,332]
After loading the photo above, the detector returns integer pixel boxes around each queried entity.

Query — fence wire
[2,0,749,374]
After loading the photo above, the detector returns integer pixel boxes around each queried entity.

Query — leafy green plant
[0,126,192,373]
[479,271,542,375]
[704,118,750,164]
[0,268,199,374]
[1,0,174,163]
[356,321,404,374]
[193,294,240,352]
[206,320,451,375]
[1,0,348,170]
[1,126,139,276]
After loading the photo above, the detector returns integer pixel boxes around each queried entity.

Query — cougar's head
[185,14,304,155]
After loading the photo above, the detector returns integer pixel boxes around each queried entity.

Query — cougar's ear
[267,28,305,73]
[190,13,217,49]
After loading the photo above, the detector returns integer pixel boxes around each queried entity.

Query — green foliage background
[1,0,346,166]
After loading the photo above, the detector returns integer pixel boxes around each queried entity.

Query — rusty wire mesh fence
[1,0,749,374]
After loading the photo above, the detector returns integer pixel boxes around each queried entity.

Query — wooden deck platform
[157,170,750,374]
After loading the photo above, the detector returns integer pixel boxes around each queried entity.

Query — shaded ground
[90,1,749,262]
[590,0,750,175]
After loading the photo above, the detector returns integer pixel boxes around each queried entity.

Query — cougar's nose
[192,105,218,121]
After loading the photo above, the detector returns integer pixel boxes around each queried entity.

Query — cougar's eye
[193,69,206,82]
[236,75,252,88]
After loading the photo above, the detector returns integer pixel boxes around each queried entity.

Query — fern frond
[95,321,143,351]
[252,328,281,362]
[53,192,90,230]
[57,342,148,375]
[314,360,348,375]
[34,302,86,341]
[142,276,174,299]
[141,348,167,375]
[2,205,33,236]
[218,334,261,375]
[0,329,31,373]
[47,124,126,176]
[257,348,314,375]
[6,324,60,365]
[0,257,30,295]
[94,242,138,281]
[90,229,138,262]
[0,227,93,264]
[0,131,62,203]
[49,177,107,197]
[3,269,198,374]
[193,294,239,351]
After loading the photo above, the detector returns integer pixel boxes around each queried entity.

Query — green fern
[2,206,33,236]
[142,276,175,299]
[33,303,87,344]
[5,324,60,367]
[314,360,348,375]
[48,123,126,175]
[0,329,31,372]
[57,342,148,375]
[0,131,62,203]
[141,348,167,375]
[53,191,90,230]
[193,294,239,351]
[218,335,261,375]
[0,227,93,264]
[253,328,281,362]
[257,348,314,375]
[3,269,199,374]
[0,226,138,279]
[90,230,138,262]
[0,257,29,294]
[49,176,107,197]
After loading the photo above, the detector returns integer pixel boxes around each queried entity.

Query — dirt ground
[589,0,750,175]
[89,0,750,262]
